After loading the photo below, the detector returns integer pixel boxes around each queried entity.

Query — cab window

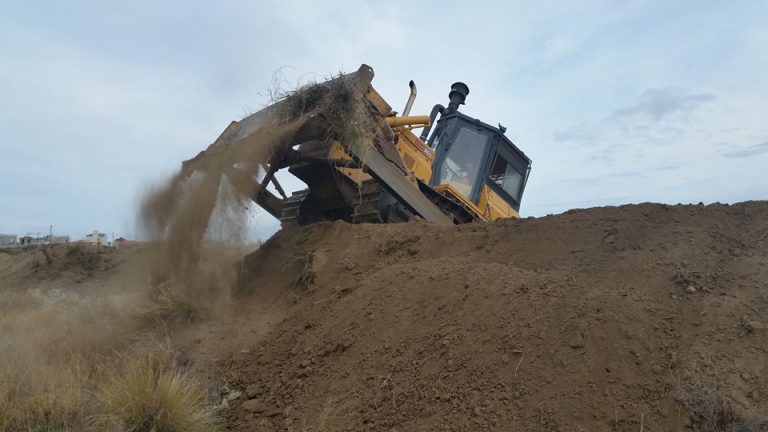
[437,127,489,198]
[489,153,523,202]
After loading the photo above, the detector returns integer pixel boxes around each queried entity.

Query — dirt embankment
[222,201,768,431]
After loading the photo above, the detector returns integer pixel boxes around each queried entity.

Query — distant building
[47,235,70,245]
[113,237,133,249]
[19,235,35,246]
[0,234,17,247]
[82,230,108,246]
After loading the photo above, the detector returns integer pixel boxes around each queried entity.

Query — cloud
[722,140,768,158]
[554,88,716,145]
[610,88,715,122]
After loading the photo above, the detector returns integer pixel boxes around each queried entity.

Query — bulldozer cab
[428,111,531,212]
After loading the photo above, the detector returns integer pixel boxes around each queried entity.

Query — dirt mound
[222,201,768,431]
[0,244,118,287]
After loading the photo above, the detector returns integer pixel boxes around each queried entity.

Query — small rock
[501,354,510,364]
[569,334,585,349]
[745,320,765,332]
[439,392,452,402]
[241,399,267,413]
[224,389,242,402]
[729,389,752,410]
[686,285,697,293]
[473,406,483,417]
[299,359,311,368]
[245,384,261,398]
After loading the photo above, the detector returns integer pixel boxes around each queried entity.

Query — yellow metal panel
[476,185,519,221]
[394,128,434,183]
[365,88,392,115]
[327,140,372,186]
[433,184,485,220]
[386,115,431,128]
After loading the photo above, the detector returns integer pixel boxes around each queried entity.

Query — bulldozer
[206,64,531,227]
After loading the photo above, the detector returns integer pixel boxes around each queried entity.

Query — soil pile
[224,201,768,431]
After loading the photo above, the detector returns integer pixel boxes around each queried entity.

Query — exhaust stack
[446,82,469,113]
[402,80,417,116]
[420,82,470,142]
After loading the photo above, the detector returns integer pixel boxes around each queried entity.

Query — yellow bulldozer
[208,65,531,227]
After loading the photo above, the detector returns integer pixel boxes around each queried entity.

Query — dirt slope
[223,202,768,431]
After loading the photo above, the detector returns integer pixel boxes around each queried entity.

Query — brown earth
[2,201,767,431]
[215,201,768,431]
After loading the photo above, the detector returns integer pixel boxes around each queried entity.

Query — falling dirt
[137,70,377,319]
[217,201,768,432]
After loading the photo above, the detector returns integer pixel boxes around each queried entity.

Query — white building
[82,230,108,245]
[0,234,17,247]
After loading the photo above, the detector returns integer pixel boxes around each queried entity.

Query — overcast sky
[2,1,766,240]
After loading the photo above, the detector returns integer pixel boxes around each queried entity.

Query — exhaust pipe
[419,104,444,142]
[446,82,469,113]
[402,80,417,116]
[419,82,470,142]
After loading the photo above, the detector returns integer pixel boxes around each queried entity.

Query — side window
[489,154,523,202]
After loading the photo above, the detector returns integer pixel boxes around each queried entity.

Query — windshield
[437,127,489,198]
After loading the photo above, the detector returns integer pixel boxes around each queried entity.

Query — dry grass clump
[267,69,379,156]
[0,350,95,431]
[0,295,99,431]
[148,282,199,325]
[679,368,767,432]
[0,289,220,432]
[91,350,220,432]
[292,251,317,291]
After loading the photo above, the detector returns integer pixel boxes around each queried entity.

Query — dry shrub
[91,350,220,432]
[0,350,95,431]
[148,282,198,325]
[292,251,316,290]
[0,287,217,432]
[64,243,102,273]
[0,293,101,431]
[679,368,768,432]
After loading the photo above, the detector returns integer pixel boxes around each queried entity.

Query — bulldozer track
[280,181,384,228]
[280,179,476,228]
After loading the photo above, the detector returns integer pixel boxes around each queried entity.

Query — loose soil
[2,201,766,431]
[219,201,768,431]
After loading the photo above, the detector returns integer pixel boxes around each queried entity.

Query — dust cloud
[138,119,302,318]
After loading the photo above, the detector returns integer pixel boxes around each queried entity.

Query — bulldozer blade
[190,64,454,226]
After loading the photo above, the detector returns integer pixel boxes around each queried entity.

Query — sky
[1,0,767,240]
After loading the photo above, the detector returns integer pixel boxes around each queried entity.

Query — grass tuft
[679,367,767,432]
[91,351,220,432]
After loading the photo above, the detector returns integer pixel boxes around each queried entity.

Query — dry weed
[148,282,198,325]
[292,251,317,291]
[91,350,220,432]
[679,367,768,432]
